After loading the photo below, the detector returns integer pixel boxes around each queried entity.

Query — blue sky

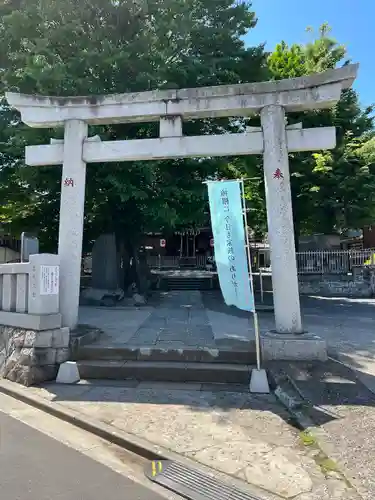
[245,0,374,107]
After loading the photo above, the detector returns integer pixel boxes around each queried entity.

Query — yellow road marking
[151,460,163,476]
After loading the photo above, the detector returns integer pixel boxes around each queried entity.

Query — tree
[266,24,375,247]
[0,0,268,284]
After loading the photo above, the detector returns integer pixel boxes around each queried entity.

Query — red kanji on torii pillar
[273,168,284,180]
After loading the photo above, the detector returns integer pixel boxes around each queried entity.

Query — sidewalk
[268,360,375,500]
[0,378,359,500]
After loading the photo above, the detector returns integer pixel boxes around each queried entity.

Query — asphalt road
[0,411,166,500]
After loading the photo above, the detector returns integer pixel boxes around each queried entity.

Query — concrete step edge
[73,345,257,364]
[75,344,257,353]
[76,360,253,383]
[76,360,253,371]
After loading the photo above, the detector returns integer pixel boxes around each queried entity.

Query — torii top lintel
[6,64,358,128]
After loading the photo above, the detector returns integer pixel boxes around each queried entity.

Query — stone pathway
[79,291,375,390]
[79,306,153,344]
[79,291,254,349]
[27,380,357,500]
[128,291,214,347]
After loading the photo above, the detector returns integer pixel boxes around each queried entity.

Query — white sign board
[160,239,166,248]
[40,265,59,295]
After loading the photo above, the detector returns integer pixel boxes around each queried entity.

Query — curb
[0,379,167,461]
[0,379,266,499]
[270,367,363,498]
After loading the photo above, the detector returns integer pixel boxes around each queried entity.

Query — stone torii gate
[6,64,358,334]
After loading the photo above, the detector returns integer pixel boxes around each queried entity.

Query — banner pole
[239,179,261,371]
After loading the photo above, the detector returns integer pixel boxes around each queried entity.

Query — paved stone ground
[295,295,375,392]
[131,291,214,347]
[79,291,375,379]
[27,380,357,500]
[79,291,254,348]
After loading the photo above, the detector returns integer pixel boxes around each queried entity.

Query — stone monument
[81,233,124,306]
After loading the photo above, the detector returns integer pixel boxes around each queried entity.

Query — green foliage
[1,7,374,255]
[0,0,267,251]
[265,23,375,243]
[233,23,375,244]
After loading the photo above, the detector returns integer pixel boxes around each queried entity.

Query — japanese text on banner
[207,180,254,312]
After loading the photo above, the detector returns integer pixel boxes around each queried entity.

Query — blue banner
[207,180,254,312]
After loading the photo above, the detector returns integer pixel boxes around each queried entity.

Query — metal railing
[147,255,209,269]
[296,249,375,274]
[148,249,375,275]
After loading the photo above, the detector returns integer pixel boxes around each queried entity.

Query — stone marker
[56,361,80,384]
[80,233,124,306]
[91,233,118,290]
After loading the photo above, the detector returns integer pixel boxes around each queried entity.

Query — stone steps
[76,360,253,384]
[73,344,257,365]
[161,277,217,291]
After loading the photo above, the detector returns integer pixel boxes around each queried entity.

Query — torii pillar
[6,64,358,337]
[58,120,88,329]
[261,106,303,333]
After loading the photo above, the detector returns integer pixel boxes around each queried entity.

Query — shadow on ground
[39,379,289,413]
[202,291,274,317]
[268,358,375,425]
[66,291,375,431]
[37,357,375,431]
[299,295,375,379]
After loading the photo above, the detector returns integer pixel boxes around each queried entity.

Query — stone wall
[298,273,372,297]
[253,267,375,298]
[0,326,70,386]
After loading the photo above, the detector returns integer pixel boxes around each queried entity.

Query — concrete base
[0,311,62,331]
[249,368,270,394]
[261,331,327,362]
[56,361,80,384]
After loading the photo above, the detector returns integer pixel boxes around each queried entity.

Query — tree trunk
[135,249,152,295]
[115,231,135,293]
